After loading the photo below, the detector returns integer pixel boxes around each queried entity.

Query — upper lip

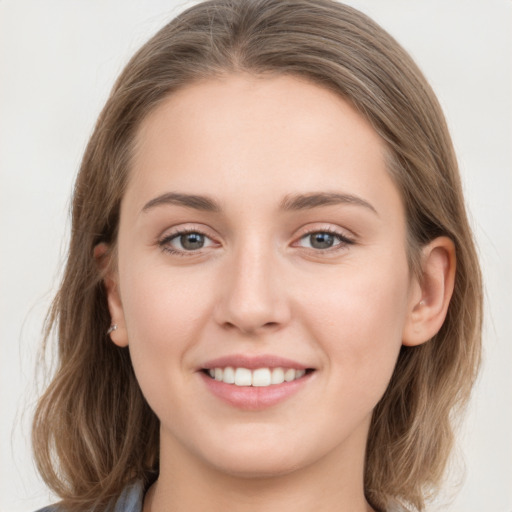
[200,354,312,370]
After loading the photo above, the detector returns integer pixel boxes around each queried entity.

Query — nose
[213,242,291,335]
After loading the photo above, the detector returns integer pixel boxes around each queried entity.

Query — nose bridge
[215,233,289,334]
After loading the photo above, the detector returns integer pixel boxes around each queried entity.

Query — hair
[32,1,482,511]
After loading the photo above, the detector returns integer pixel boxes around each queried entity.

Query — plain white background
[1,1,510,511]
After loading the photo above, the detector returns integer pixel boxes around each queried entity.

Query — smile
[205,367,308,387]
[199,356,315,410]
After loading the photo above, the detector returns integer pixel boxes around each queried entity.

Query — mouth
[198,355,316,410]
[201,366,315,387]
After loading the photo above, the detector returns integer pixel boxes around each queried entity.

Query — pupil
[311,232,334,249]
[181,233,204,250]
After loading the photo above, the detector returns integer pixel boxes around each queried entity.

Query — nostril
[221,320,281,334]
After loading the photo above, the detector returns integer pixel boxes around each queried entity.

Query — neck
[144,425,374,512]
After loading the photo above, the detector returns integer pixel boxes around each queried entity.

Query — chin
[208,453,304,479]
[195,432,314,479]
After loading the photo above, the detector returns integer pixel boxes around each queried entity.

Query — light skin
[98,74,455,512]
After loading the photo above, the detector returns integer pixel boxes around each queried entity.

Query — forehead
[125,73,403,223]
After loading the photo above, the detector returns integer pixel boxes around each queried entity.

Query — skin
[102,74,455,512]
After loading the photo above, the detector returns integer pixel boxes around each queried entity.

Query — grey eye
[296,230,354,251]
[178,233,205,250]
[159,230,216,255]
[307,232,336,249]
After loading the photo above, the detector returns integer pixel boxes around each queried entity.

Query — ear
[402,236,456,347]
[94,243,129,347]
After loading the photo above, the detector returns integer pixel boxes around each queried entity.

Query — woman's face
[109,74,419,478]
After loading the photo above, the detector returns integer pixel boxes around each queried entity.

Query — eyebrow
[280,192,378,215]
[141,191,377,216]
[142,192,221,213]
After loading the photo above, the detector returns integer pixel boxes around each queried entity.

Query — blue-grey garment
[33,480,408,511]
[34,480,144,512]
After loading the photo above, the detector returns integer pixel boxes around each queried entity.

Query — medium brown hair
[32,1,482,510]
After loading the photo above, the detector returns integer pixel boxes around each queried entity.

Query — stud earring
[419,300,425,307]
[107,324,118,335]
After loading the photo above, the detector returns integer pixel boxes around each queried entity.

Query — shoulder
[33,480,145,512]
[112,480,145,512]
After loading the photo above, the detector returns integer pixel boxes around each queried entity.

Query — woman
[32,1,482,511]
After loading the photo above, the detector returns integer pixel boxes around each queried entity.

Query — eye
[159,230,216,254]
[175,232,207,250]
[297,230,353,251]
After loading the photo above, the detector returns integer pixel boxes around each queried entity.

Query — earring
[419,300,425,306]
[107,324,118,335]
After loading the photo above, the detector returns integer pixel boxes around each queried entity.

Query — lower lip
[200,372,313,410]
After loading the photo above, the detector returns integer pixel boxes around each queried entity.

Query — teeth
[223,366,235,384]
[252,368,271,387]
[271,367,284,384]
[207,367,308,387]
[284,368,296,382]
[234,368,252,386]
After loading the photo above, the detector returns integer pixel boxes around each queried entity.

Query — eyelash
[296,227,355,253]
[157,227,355,256]
[158,229,216,257]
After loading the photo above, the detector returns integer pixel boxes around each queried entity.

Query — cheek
[299,255,410,393]
[118,260,213,399]
[121,255,212,338]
